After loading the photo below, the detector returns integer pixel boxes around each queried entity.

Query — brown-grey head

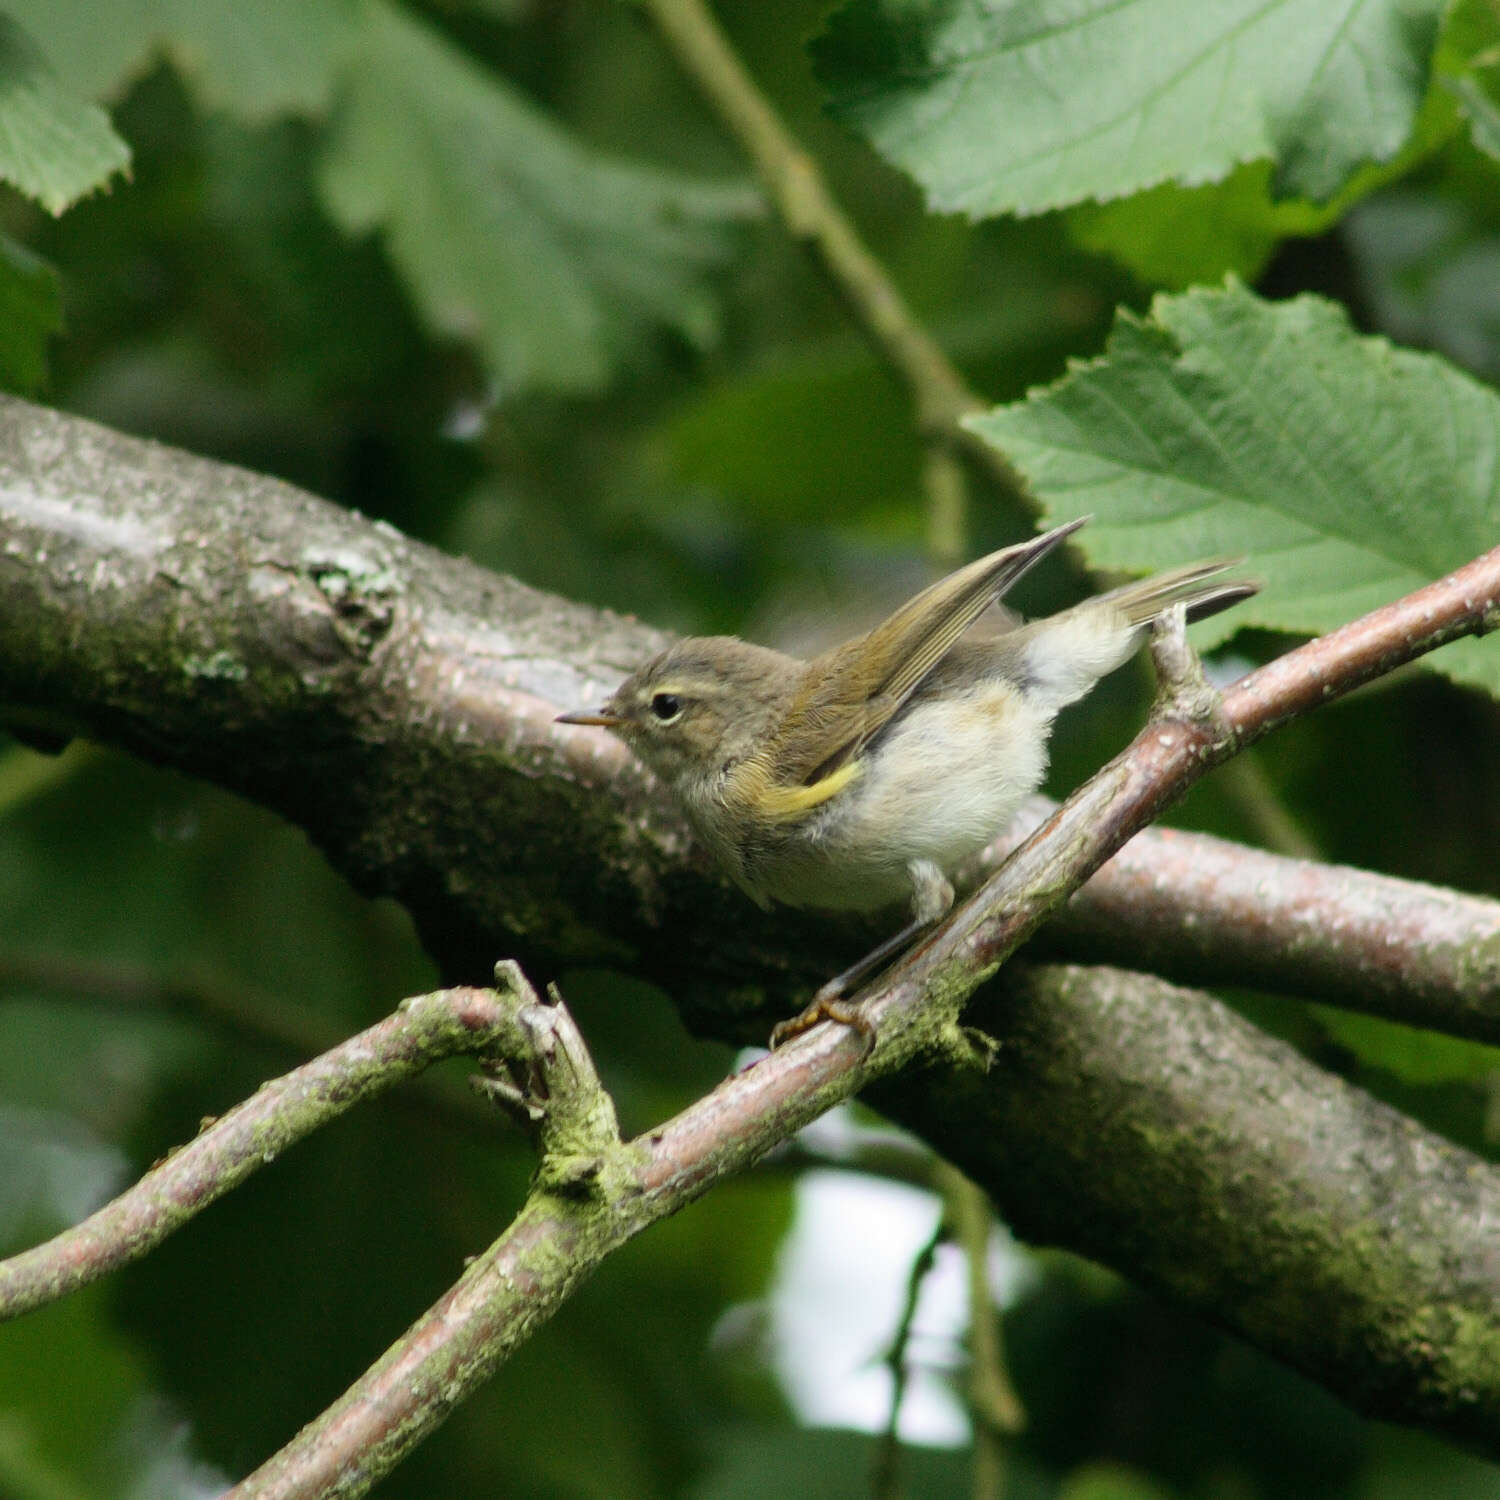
[556,636,798,791]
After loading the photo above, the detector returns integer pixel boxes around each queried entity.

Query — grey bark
[2,394,1499,1446]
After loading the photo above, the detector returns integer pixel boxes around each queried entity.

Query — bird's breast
[742,681,1052,913]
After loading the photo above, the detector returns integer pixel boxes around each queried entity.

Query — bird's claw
[769,989,877,1055]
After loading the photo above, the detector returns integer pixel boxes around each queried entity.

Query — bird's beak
[556,706,623,728]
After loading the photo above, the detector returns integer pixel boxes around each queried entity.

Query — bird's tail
[1004,558,1258,714]
[1097,559,1259,629]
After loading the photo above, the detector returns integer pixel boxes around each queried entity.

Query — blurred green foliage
[1,0,1499,1496]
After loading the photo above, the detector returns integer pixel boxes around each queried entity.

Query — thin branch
[637,0,1031,507]
[232,552,1500,1495]
[871,1215,944,1500]
[0,950,509,1141]
[0,987,514,1321]
[933,1161,1021,1500]
[237,958,1500,1498]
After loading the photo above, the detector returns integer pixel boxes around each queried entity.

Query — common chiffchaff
[559,518,1255,1044]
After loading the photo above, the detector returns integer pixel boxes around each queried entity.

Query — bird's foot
[768,986,876,1054]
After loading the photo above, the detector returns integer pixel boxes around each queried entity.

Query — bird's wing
[749,518,1087,810]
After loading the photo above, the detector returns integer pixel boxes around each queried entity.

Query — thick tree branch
[896,963,1500,1448]
[2,395,1495,1045]
[5,398,1500,1464]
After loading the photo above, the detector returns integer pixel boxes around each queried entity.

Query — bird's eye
[650,692,683,722]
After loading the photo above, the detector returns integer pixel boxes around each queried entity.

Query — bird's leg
[768,915,933,1049]
[769,862,954,1050]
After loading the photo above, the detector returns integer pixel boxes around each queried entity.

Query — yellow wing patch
[751,758,862,823]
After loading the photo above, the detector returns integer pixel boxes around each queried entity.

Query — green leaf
[1065,83,1458,290]
[316,0,758,397]
[0,233,60,390]
[1438,0,1500,160]
[0,15,128,212]
[1066,164,1343,290]
[811,0,1445,217]
[965,281,1500,695]
[6,0,356,119]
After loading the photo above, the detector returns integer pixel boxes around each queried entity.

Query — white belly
[753,681,1050,913]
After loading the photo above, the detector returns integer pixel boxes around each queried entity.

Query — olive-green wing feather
[756,518,1087,802]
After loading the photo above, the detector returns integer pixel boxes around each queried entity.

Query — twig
[637,0,1031,508]
[0,950,509,1141]
[0,986,516,1321]
[1148,605,1225,725]
[871,1215,944,1500]
[472,964,626,1185]
[932,1160,1024,1500]
[899,545,1500,1028]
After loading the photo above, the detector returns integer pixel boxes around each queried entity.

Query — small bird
[559,518,1255,1044]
